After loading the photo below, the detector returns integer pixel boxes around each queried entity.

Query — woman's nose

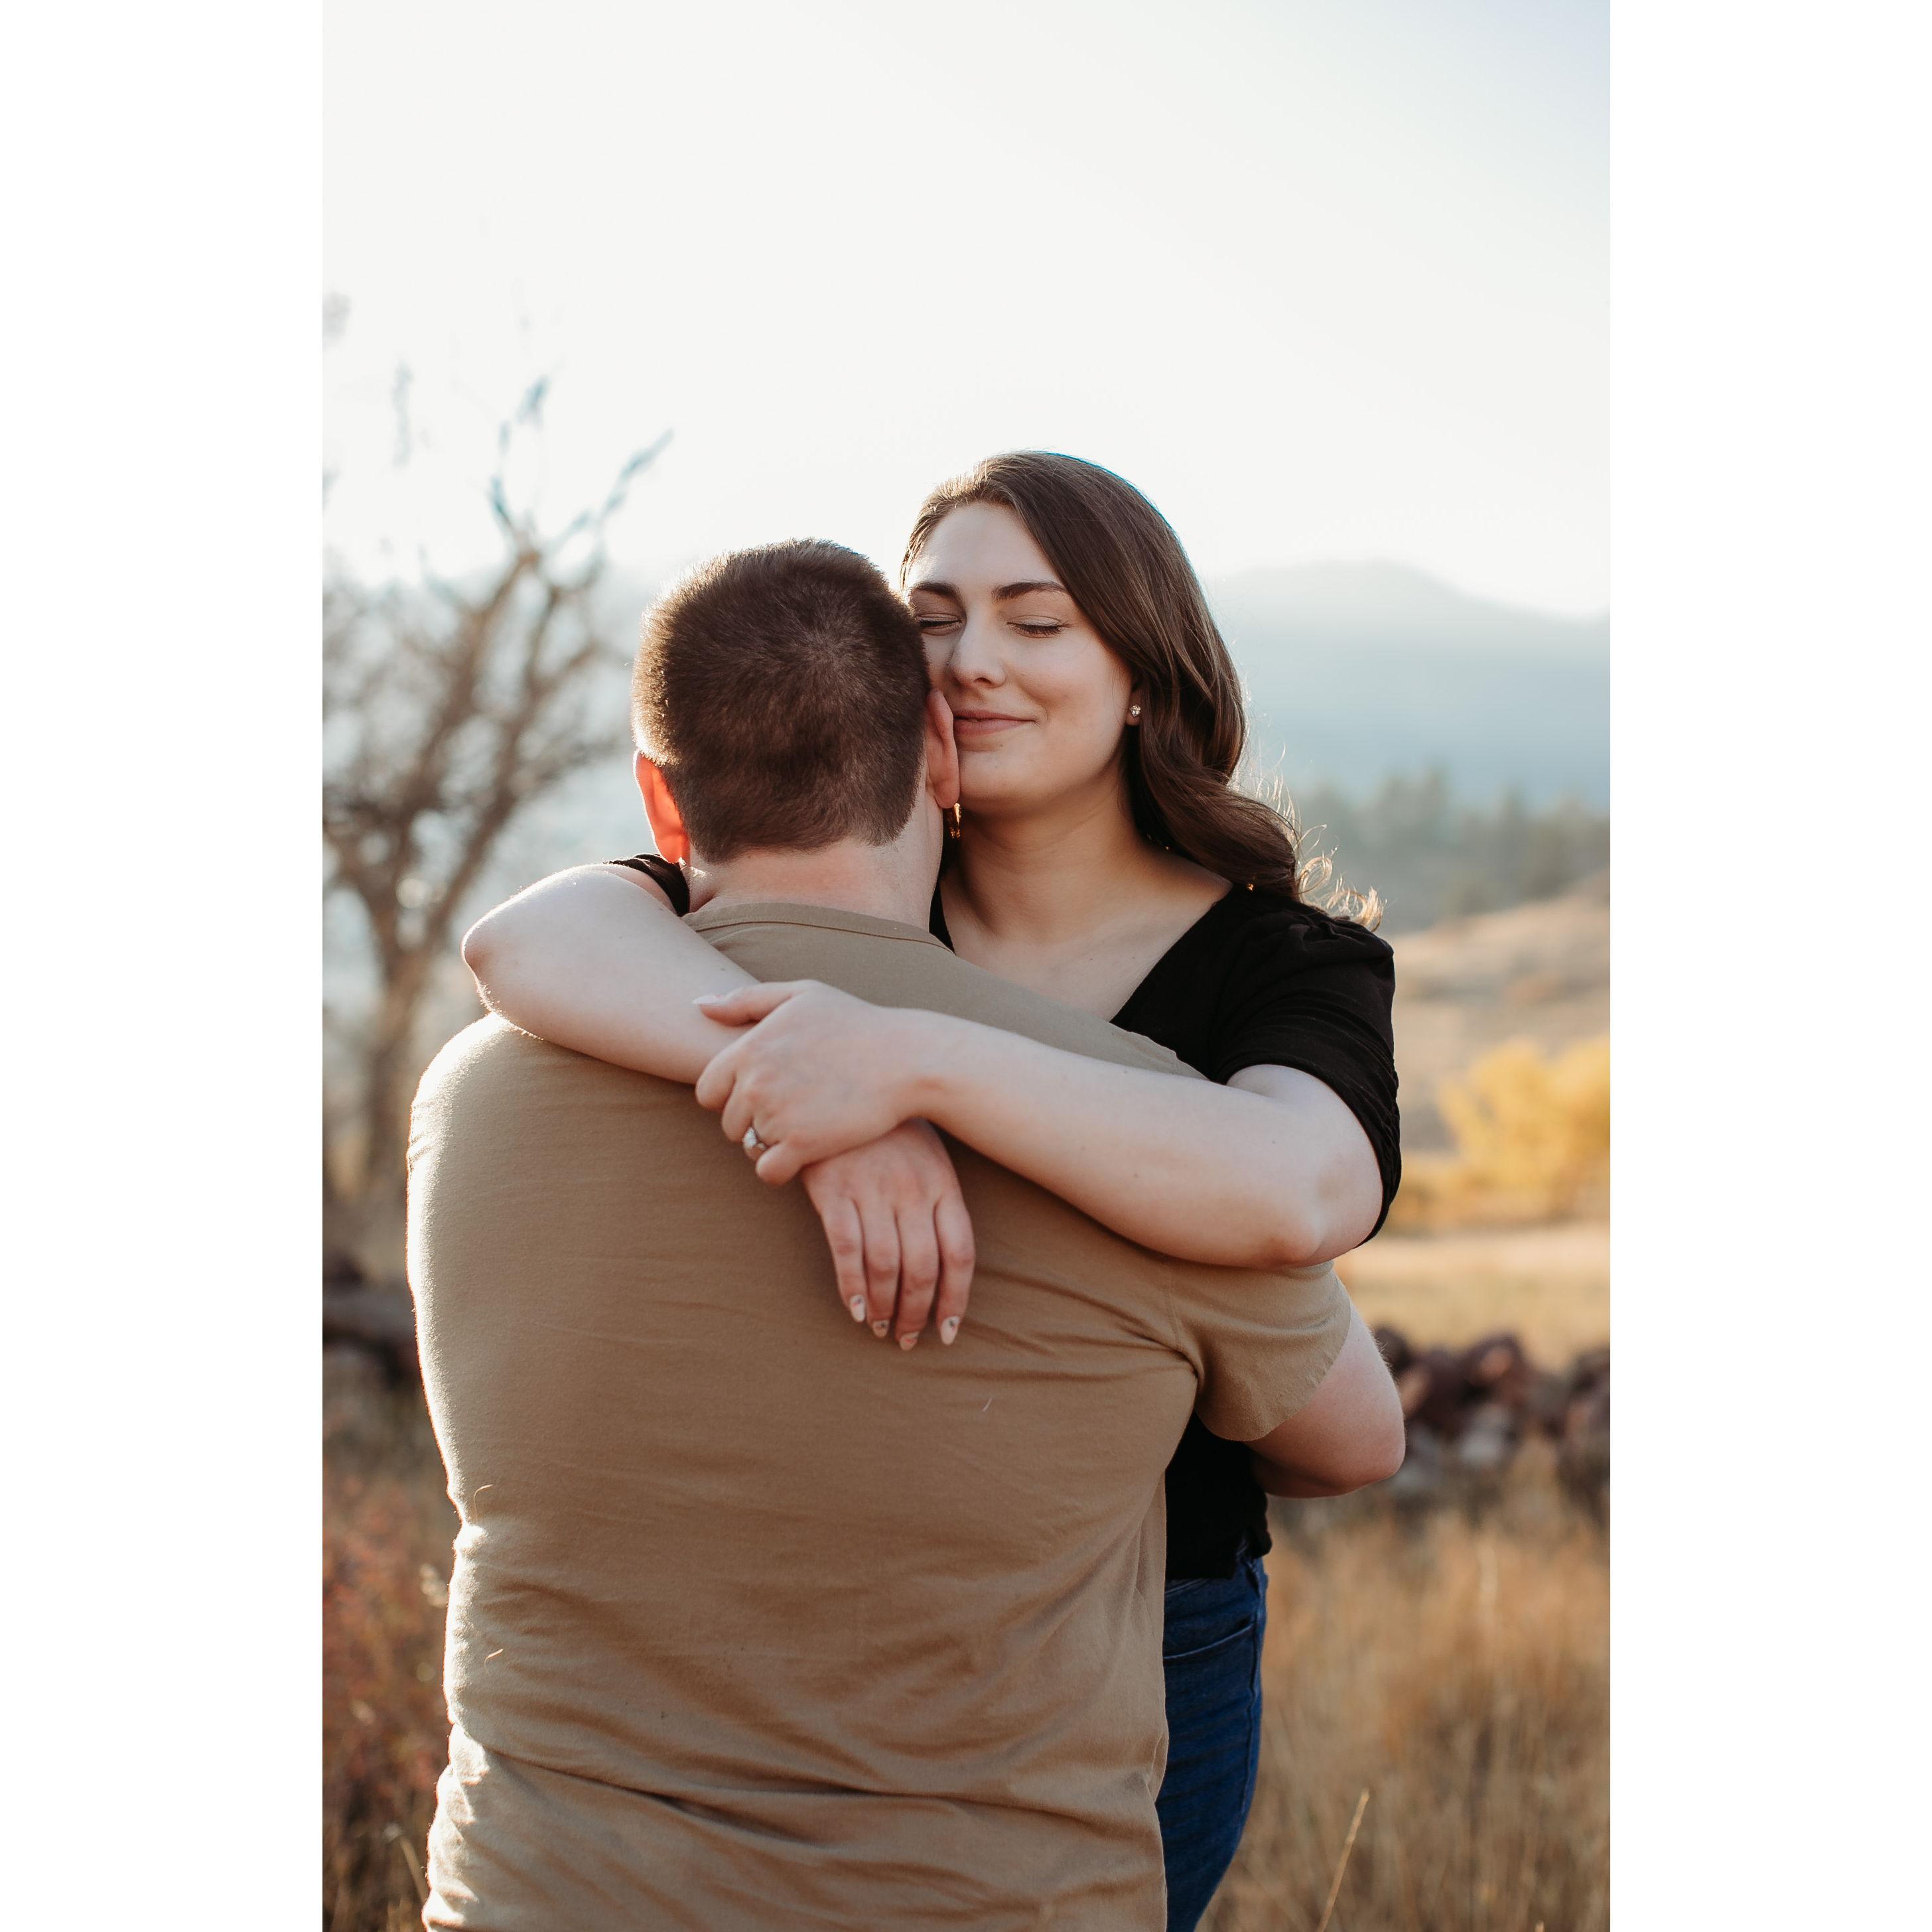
[945,614,1006,687]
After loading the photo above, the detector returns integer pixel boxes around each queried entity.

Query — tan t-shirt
[409,900,1350,1932]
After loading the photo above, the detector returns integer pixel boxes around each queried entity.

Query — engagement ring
[741,1127,770,1158]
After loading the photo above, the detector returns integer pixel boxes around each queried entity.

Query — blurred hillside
[1213,561,1609,807]
[1389,870,1610,1153]
[1294,770,1606,933]
[1336,874,1611,1365]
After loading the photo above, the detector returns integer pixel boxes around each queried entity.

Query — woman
[462,453,1399,1929]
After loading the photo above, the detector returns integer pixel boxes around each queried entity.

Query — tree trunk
[358,951,435,1228]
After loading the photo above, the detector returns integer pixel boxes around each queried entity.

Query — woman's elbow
[460,912,521,999]
[1251,1204,1345,1273]
[459,914,497,977]
[1257,1152,1383,1271]
[461,910,533,1012]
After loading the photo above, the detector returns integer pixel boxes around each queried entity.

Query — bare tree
[324,381,667,1253]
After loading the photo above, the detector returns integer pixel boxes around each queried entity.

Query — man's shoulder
[417,1014,550,1095]
[413,1015,672,1119]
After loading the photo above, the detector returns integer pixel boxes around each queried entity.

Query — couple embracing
[409,452,1406,1929]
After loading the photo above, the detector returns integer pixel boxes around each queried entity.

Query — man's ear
[634,752,691,864]
[922,690,961,813]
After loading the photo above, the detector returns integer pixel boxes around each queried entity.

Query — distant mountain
[1208,563,1608,807]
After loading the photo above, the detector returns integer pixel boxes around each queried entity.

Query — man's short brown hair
[632,541,931,861]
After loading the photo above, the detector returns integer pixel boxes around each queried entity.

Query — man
[411,539,1403,1929]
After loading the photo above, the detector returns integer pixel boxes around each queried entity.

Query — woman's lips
[952,712,1030,740]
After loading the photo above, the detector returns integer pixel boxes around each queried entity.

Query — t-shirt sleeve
[1208,906,1401,1235]
[1164,1259,1353,1443]
[606,852,691,915]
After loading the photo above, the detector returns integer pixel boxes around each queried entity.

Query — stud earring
[1128,703,1142,723]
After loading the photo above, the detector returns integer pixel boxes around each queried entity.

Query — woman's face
[906,502,1138,822]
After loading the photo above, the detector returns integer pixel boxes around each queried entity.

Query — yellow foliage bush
[1391,1035,1609,1231]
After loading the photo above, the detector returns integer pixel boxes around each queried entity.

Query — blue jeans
[1156,1554,1268,1932]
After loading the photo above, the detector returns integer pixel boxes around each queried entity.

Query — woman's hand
[693,981,945,1184]
[798,1121,977,1349]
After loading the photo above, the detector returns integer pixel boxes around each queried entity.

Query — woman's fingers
[692,985,918,1169]
[753,1139,806,1187]
[932,1192,976,1346]
[693,981,805,1026]
[813,1194,870,1326]
[857,1201,901,1338]
[693,1039,742,1116]
[717,1081,757,1150]
[891,1211,941,1350]
[795,1124,969,1351]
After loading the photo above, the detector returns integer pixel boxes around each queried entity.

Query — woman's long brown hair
[902,450,1373,922]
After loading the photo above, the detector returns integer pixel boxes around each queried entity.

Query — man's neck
[686,841,935,930]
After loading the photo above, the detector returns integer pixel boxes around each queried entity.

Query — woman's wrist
[899,1011,977,1127]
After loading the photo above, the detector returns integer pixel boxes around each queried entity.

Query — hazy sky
[324,0,1607,615]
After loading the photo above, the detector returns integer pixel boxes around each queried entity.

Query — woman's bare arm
[466,872,1382,1279]
[694,983,1385,1271]
[462,869,974,1346]
[908,1025,1383,1267]
[461,865,752,1082]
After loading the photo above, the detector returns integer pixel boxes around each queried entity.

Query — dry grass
[324,1368,1606,1932]
[323,1354,456,1932]
[1338,1219,1609,1362]
[1209,1460,1609,1931]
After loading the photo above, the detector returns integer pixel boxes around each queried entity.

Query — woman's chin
[957,782,1056,823]
[956,780,1030,819]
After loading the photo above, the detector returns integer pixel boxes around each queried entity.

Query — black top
[932,879,1399,1578]
[612,854,1401,1579]
[613,852,693,906]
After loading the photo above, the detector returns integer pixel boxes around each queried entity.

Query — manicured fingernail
[940,1318,959,1346]
[871,1320,890,1338]
[849,1297,867,1322]
[899,1334,918,1351]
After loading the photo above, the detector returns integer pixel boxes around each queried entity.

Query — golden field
[1340,1218,1608,1363]
[1207,1467,1608,1931]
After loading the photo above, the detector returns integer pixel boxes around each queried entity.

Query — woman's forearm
[460,866,750,1083]
[907,1017,1373,1269]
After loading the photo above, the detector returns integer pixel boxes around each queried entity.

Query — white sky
[324,0,1607,615]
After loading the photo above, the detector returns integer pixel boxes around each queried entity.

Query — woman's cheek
[1046,706,1129,793]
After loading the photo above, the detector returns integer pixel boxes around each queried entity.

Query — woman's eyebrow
[907,577,1068,601]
